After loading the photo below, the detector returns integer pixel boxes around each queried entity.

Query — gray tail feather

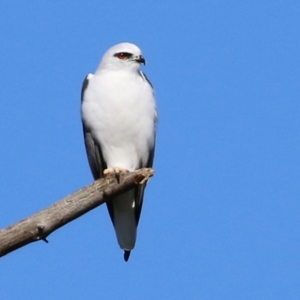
[124,250,131,262]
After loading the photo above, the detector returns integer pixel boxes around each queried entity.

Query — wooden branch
[0,168,154,258]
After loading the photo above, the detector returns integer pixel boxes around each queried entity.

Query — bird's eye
[118,53,127,60]
[114,52,132,60]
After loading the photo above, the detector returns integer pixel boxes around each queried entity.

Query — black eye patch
[114,52,132,60]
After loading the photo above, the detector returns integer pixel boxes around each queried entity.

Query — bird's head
[98,42,146,72]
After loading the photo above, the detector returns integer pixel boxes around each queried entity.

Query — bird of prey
[81,43,157,261]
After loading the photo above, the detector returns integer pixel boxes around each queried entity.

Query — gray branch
[0,168,154,258]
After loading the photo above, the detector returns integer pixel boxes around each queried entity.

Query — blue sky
[0,1,299,299]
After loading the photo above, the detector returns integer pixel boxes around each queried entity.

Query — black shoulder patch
[139,71,153,89]
[81,75,89,102]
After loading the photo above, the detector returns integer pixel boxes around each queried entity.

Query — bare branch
[0,168,154,258]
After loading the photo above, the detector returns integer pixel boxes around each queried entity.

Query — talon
[103,168,114,176]
[114,168,129,183]
[103,167,129,182]
[115,172,120,183]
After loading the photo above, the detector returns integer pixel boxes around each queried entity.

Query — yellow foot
[103,168,114,176]
[103,168,129,182]
[115,167,129,175]
[103,168,129,175]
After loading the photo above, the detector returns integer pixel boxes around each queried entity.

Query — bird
[80,42,157,261]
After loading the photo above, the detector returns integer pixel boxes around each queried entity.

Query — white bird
[81,42,157,261]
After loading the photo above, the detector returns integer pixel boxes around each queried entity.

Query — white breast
[81,70,156,171]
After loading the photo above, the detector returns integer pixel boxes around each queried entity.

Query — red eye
[118,53,126,60]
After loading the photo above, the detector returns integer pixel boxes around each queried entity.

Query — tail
[124,250,131,262]
[110,190,137,261]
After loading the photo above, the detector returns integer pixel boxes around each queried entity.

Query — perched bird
[81,43,157,261]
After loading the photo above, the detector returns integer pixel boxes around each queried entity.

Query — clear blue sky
[0,1,299,299]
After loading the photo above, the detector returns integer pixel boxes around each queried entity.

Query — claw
[103,168,114,176]
[103,168,129,183]
[115,168,121,183]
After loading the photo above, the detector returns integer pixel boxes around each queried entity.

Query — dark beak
[135,55,146,65]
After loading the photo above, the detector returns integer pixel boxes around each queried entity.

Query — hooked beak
[135,55,146,65]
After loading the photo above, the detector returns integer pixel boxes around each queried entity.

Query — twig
[0,168,154,258]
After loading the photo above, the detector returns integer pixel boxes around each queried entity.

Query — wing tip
[124,250,131,262]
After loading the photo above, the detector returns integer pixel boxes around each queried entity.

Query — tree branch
[0,168,154,258]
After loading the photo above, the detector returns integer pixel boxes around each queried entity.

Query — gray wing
[81,75,115,222]
[140,71,153,89]
[81,75,107,181]
[134,73,156,225]
[134,141,155,225]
